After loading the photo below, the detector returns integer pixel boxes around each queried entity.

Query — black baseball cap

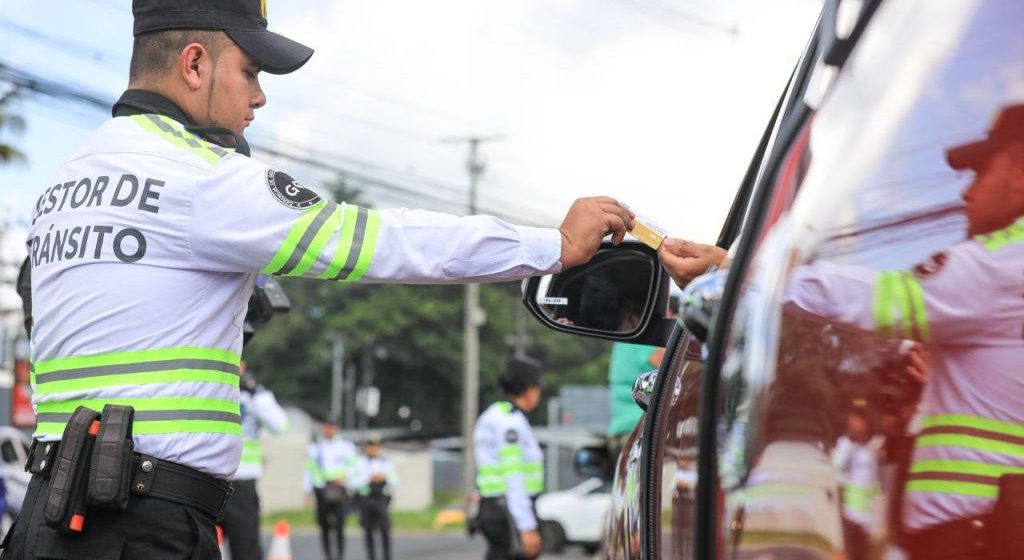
[947,104,1024,170]
[133,0,314,75]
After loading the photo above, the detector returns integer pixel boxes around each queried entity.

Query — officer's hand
[659,238,728,290]
[521,529,543,558]
[559,197,635,268]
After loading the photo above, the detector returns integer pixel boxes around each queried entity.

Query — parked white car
[536,477,611,554]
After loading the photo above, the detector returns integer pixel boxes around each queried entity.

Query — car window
[715,1,1023,558]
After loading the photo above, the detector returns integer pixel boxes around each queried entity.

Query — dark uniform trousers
[357,495,391,560]
[221,479,262,560]
[314,487,349,560]
[0,474,220,560]
[478,498,537,560]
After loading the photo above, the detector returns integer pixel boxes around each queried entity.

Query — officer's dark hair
[129,30,230,83]
[498,355,542,397]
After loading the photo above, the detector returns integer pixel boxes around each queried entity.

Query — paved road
[246,529,593,560]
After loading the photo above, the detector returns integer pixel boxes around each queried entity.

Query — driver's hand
[520,529,543,558]
[559,197,635,269]
[659,238,728,290]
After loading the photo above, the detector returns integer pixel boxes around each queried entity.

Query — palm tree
[0,88,26,164]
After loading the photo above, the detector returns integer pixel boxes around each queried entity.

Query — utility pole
[443,135,503,504]
[329,332,345,423]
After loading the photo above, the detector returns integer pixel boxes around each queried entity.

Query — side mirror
[522,241,672,346]
[574,446,614,482]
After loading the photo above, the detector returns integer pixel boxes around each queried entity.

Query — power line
[0,19,128,64]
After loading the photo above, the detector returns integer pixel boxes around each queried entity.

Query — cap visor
[226,29,313,75]
[946,139,993,170]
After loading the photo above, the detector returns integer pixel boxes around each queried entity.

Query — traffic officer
[5,0,633,555]
[304,418,358,560]
[351,435,398,560]
[658,104,1024,559]
[221,363,288,560]
[473,360,546,560]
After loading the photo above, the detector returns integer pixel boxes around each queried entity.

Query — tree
[243,176,612,433]
[0,88,26,164]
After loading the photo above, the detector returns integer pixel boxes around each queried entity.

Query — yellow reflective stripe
[34,346,239,374]
[318,204,359,279]
[290,204,343,277]
[916,434,1024,458]
[262,202,329,274]
[911,459,1024,478]
[975,219,1024,252]
[343,209,380,282]
[906,479,998,499]
[902,271,931,342]
[33,370,238,395]
[873,271,897,337]
[921,414,1024,439]
[34,419,241,437]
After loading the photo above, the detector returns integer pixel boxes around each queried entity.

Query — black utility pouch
[43,406,101,535]
[87,404,135,510]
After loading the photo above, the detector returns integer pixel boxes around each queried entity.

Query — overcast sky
[0,0,821,246]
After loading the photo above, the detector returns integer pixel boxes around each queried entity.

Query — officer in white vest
[4,0,632,555]
[221,363,287,560]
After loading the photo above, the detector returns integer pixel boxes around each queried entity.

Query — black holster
[87,404,135,510]
[42,406,100,535]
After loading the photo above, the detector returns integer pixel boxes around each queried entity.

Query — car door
[703,1,1024,559]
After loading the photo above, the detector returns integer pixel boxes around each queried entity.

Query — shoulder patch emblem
[266,169,322,209]
[505,429,519,443]
[913,252,948,280]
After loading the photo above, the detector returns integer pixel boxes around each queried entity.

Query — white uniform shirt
[26,112,562,479]
[473,401,544,531]
[303,436,358,492]
[785,221,1024,530]
[350,455,399,496]
[235,388,288,481]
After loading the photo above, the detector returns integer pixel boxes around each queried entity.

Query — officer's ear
[179,42,211,91]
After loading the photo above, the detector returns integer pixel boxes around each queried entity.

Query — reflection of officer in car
[657,104,1024,559]
[780,104,1024,559]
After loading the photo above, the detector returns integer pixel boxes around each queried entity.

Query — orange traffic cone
[267,520,292,560]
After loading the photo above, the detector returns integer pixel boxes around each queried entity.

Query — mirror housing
[522,241,673,347]
[574,446,614,482]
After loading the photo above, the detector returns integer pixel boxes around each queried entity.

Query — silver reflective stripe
[37,359,240,383]
[36,410,241,424]
[334,207,369,280]
[276,202,337,275]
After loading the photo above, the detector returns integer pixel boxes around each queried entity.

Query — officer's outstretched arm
[189,159,629,282]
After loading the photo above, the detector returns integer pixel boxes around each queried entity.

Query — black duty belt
[27,440,232,521]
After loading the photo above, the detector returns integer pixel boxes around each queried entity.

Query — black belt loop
[131,454,158,496]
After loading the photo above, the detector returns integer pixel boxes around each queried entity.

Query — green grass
[262,504,466,532]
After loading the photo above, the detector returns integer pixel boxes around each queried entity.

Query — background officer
[221,362,288,560]
[473,359,546,560]
[4,0,631,553]
[304,418,357,560]
[351,435,398,560]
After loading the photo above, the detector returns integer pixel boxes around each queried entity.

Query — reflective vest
[26,102,562,479]
[235,388,288,481]
[351,456,399,497]
[303,437,358,491]
[786,218,1024,530]
[473,401,544,531]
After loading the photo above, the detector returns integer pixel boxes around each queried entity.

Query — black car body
[524,1,1024,557]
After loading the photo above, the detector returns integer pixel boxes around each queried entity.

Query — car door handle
[632,370,659,411]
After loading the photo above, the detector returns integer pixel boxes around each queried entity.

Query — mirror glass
[534,248,655,335]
